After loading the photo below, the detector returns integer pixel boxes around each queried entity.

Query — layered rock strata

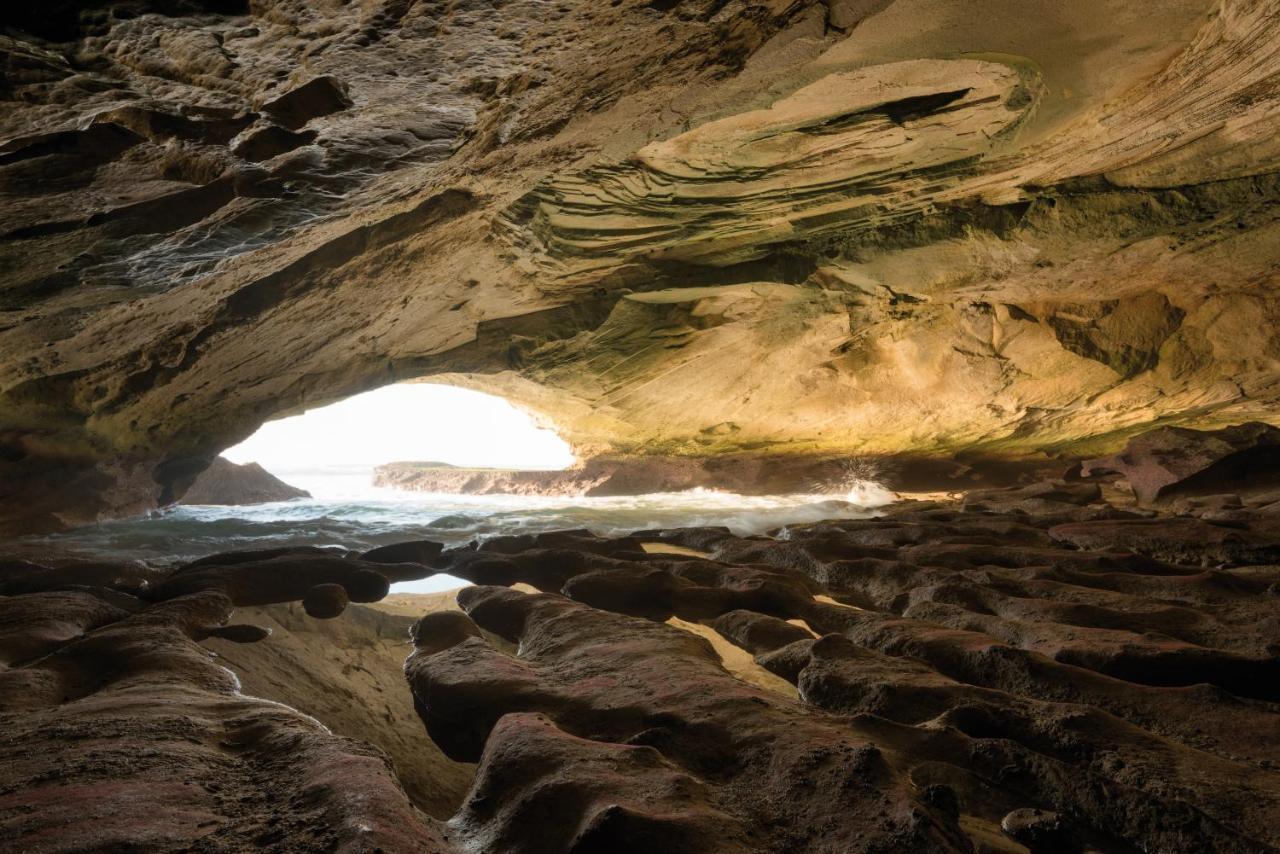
[4,0,1280,531]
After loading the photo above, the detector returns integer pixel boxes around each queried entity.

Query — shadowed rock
[407,585,973,852]
[1080,422,1280,505]
[303,582,350,619]
[1049,516,1280,567]
[178,457,310,505]
[0,587,451,852]
[361,539,445,567]
[4,471,1280,851]
[150,551,393,607]
[259,76,352,130]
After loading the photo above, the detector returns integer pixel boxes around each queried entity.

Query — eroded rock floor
[3,483,1279,852]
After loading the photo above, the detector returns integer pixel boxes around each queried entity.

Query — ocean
[15,467,897,593]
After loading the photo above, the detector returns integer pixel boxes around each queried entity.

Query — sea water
[15,467,897,593]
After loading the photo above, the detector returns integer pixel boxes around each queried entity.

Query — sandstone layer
[4,468,1280,851]
[4,1,1280,532]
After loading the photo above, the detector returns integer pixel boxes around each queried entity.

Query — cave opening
[222,381,576,499]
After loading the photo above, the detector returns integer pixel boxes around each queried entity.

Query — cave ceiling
[2,0,1279,531]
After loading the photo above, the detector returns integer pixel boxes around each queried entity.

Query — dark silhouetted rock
[362,539,445,566]
[303,582,349,619]
[151,552,391,607]
[178,457,310,505]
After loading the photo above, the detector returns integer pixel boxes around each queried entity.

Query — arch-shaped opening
[223,382,576,497]
[23,382,896,586]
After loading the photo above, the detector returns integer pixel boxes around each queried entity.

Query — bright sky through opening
[223,383,575,473]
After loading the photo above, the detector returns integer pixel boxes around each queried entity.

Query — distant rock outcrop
[374,454,1071,498]
[178,457,310,505]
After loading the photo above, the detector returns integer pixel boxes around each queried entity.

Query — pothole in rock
[666,616,798,697]
[201,593,476,819]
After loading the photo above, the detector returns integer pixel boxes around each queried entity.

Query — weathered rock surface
[0,585,452,853]
[409,499,1280,851]
[202,595,475,821]
[1080,421,1280,505]
[3,1,1280,531]
[178,456,309,505]
[4,480,1280,851]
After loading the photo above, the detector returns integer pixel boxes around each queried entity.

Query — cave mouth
[17,382,898,581]
[222,382,577,499]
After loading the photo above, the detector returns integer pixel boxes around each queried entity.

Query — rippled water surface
[17,469,895,592]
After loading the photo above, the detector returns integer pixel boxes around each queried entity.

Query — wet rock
[426,514,478,530]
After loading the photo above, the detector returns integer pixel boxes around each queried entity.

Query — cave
[2,0,1280,851]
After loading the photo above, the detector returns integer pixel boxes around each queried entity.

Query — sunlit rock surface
[2,0,1279,531]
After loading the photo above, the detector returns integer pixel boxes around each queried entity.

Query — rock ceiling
[2,0,1280,531]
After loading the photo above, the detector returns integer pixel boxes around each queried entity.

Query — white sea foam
[16,468,896,593]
